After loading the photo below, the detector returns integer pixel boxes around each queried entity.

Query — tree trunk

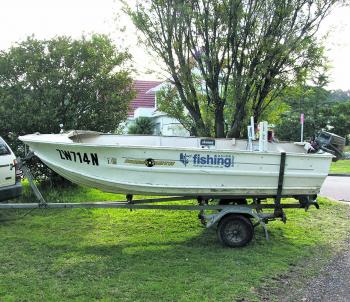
[196,121,211,137]
[214,104,225,138]
[227,103,246,138]
[228,119,242,138]
[190,109,210,137]
[253,109,260,128]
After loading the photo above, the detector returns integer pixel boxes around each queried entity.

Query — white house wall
[134,107,154,118]
[153,115,190,136]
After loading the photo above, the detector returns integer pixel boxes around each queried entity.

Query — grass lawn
[330,159,350,174]
[0,183,349,301]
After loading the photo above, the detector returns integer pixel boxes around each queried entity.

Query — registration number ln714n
[56,149,99,166]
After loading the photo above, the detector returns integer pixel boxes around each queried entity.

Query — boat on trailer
[9,125,342,247]
[19,129,333,199]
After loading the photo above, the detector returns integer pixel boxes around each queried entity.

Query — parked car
[0,137,22,202]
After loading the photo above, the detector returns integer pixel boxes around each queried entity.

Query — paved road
[320,176,350,202]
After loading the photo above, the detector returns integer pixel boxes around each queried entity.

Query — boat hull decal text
[200,138,215,146]
[180,153,234,168]
[107,157,117,165]
[56,149,99,166]
[124,158,175,167]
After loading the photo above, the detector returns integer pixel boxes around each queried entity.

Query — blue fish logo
[180,153,191,166]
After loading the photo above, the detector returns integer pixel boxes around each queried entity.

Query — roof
[129,80,162,117]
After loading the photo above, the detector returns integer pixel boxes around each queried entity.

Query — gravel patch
[282,246,350,302]
[282,202,350,302]
[257,202,350,302]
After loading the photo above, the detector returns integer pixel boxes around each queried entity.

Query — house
[125,80,190,136]
[128,80,160,117]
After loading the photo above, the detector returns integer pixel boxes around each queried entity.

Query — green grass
[0,184,349,302]
[330,159,350,174]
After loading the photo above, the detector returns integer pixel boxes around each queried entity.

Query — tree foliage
[156,84,214,135]
[325,101,350,142]
[125,0,341,138]
[0,35,135,180]
[275,85,350,143]
[128,117,155,134]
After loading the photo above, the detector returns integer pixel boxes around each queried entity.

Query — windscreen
[0,140,11,156]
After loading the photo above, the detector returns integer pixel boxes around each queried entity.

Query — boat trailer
[0,153,320,247]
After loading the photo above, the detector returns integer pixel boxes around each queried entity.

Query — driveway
[320,176,350,202]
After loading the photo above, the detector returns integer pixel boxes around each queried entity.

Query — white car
[0,137,22,202]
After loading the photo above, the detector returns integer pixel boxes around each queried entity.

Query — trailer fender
[203,207,269,240]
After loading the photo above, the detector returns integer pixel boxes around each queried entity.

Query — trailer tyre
[217,215,253,248]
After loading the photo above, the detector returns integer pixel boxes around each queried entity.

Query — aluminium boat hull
[19,132,333,197]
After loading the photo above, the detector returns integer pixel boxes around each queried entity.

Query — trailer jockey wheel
[217,215,253,248]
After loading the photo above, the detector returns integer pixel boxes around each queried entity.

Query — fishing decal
[179,153,234,168]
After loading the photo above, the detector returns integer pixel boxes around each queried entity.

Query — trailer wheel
[217,215,253,248]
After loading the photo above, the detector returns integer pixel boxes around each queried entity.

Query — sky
[0,0,349,90]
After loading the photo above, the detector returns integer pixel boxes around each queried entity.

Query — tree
[0,35,135,180]
[274,80,350,142]
[128,117,155,134]
[274,83,330,141]
[124,0,342,138]
[156,84,215,136]
[327,101,350,143]
[328,89,350,103]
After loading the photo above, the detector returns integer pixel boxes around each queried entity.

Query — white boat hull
[19,132,333,197]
